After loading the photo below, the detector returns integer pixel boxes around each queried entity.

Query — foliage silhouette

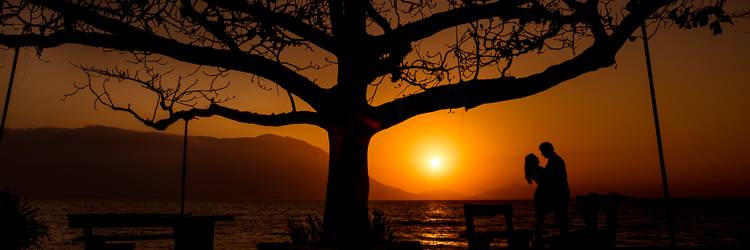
[287,214,325,246]
[0,189,49,250]
[1,0,746,246]
[369,208,396,245]
[286,208,395,246]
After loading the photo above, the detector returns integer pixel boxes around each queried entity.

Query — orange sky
[1,20,749,198]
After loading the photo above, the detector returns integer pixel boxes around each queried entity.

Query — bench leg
[174,221,216,250]
[467,236,492,250]
[82,227,106,250]
[84,239,106,250]
[104,243,136,250]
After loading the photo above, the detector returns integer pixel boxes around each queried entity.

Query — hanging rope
[180,118,189,214]
[0,47,21,144]
[640,23,675,247]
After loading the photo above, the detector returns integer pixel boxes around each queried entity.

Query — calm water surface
[30,199,750,249]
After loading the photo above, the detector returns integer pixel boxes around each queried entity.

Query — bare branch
[65,63,321,130]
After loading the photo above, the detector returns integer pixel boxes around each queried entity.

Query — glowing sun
[428,157,443,172]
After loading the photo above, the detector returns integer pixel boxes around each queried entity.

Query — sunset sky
[1,18,749,198]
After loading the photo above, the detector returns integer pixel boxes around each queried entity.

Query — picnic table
[68,213,233,250]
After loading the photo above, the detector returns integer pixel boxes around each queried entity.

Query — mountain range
[1,126,484,201]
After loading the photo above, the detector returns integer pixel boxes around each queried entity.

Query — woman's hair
[524,153,539,184]
[525,153,539,166]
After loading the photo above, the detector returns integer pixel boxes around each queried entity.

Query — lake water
[30,199,749,249]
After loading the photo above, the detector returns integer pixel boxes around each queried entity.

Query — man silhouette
[538,141,570,235]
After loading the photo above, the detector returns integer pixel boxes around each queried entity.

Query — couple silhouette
[524,142,570,244]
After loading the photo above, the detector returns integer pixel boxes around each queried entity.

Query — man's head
[539,141,555,158]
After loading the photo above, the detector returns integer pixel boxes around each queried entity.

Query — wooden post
[1,47,21,144]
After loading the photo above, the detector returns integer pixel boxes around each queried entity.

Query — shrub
[286,208,396,246]
[0,189,49,250]
[287,214,324,245]
[369,208,395,244]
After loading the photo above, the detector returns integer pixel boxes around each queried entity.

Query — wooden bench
[68,213,233,250]
[461,203,533,250]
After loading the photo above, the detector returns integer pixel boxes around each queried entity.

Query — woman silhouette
[524,153,542,185]
[524,153,551,245]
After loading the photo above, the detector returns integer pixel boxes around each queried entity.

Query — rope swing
[0,47,21,144]
[640,23,676,247]
[180,118,189,214]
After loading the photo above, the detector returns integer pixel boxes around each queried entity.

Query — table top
[68,213,234,228]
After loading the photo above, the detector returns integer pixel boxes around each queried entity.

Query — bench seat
[73,233,175,242]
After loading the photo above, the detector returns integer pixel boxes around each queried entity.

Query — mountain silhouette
[0,126,430,201]
[417,189,467,200]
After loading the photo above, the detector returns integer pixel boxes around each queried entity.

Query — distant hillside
[0,126,424,201]
[472,184,535,200]
[418,189,467,200]
[472,184,664,200]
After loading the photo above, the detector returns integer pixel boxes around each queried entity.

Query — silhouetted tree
[0,0,744,245]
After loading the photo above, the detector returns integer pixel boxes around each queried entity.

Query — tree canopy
[1,0,744,132]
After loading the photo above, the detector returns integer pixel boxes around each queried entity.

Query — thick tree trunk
[322,123,373,246]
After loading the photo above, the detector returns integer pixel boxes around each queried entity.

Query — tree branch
[376,0,553,47]
[0,31,327,109]
[179,0,241,52]
[374,0,673,129]
[4,0,328,109]
[366,1,392,33]
[563,0,607,41]
[202,0,338,54]
[115,103,323,130]
[65,61,321,130]
[369,0,587,77]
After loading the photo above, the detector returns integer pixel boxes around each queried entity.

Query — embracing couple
[524,141,570,244]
